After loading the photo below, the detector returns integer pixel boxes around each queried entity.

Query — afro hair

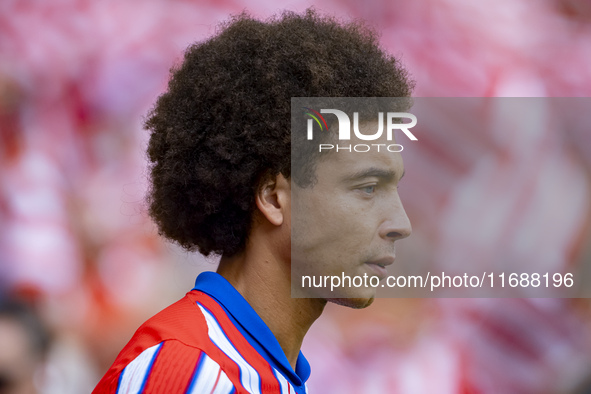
[145,9,414,257]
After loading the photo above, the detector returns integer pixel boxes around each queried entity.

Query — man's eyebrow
[345,167,405,182]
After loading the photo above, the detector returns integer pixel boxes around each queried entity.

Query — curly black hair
[145,9,414,257]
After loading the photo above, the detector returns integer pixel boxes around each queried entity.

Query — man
[94,9,412,393]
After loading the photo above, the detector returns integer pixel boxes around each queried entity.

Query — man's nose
[379,193,412,241]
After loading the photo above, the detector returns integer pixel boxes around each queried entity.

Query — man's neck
[217,247,326,368]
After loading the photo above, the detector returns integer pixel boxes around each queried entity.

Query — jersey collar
[193,271,311,387]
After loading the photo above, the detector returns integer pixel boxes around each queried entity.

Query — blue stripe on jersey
[184,351,205,394]
[196,301,263,394]
[186,353,234,394]
[116,342,163,394]
[138,342,162,393]
[273,367,293,394]
[116,366,125,392]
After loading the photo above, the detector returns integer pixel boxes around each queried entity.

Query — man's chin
[291,278,378,305]
[327,296,375,309]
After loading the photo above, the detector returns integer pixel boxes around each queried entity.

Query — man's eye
[360,185,376,194]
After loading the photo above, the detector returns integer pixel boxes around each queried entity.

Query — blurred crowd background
[1,0,591,393]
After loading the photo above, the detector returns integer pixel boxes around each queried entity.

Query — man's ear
[255,173,290,226]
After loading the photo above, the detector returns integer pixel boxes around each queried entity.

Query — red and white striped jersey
[93,272,310,394]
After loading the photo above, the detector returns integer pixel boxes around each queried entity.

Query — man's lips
[365,257,395,278]
[366,256,395,267]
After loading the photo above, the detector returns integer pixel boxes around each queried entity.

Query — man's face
[291,121,411,308]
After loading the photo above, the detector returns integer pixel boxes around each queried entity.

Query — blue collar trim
[193,271,310,389]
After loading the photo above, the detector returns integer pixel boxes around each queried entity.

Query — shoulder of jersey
[92,290,301,394]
